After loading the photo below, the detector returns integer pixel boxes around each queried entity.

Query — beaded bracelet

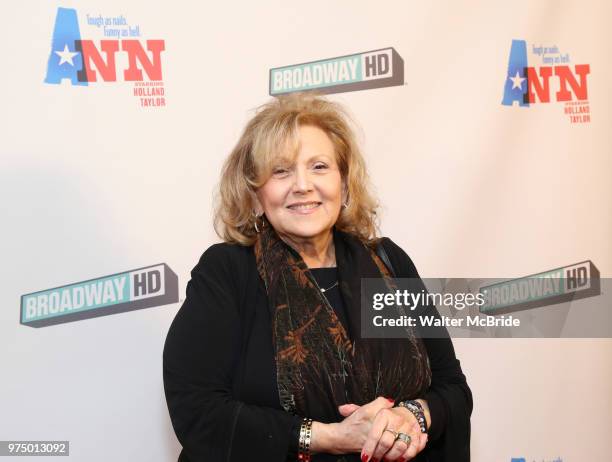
[298,418,313,461]
[397,400,428,433]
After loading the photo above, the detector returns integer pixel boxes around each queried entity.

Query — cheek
[322,178,343,203]
[258,183,288,210]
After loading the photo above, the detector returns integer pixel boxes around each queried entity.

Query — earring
[253,211,264,233]
[342,190,349,209]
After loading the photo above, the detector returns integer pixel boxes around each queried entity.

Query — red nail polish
[386,397,395,403]
[361,453,369,462]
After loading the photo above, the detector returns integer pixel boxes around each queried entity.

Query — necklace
[319,280,339,293]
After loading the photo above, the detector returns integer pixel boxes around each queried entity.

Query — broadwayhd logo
[21,264,178,328]
[512,458,562,462]
[479,260,600,315]
[270,47,404,96]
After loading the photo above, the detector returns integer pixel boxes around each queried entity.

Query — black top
[162,236,472,462]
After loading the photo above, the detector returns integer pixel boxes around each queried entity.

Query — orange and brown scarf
[254,219,431,423]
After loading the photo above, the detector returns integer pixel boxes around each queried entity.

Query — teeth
[289,203,319,210]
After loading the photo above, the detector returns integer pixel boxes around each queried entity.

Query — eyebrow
[273,153,332,164]
[303,154,334,162]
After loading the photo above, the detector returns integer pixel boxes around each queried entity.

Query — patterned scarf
[254,220,431,424]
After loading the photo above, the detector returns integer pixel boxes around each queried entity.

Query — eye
[271,166,290,177]
[313,162,328,170]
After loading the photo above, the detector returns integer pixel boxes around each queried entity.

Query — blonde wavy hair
[214,91,379,246]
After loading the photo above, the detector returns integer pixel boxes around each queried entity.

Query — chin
[282,222,332,239]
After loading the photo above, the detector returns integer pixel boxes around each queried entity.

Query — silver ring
[397,432,412,445]
[384,428,398,439]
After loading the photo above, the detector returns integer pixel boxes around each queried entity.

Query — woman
[163,92,472,462]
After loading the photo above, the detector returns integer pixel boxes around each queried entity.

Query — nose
[292,165,313,194]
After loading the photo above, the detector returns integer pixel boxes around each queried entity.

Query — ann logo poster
[44,7,166,108]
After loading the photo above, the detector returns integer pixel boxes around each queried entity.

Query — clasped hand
[330,396,428,462]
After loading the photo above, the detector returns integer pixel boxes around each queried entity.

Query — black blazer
[163,234,472,462]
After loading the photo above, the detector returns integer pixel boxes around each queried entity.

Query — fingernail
[361,453,369,462]
[386,397,394,403]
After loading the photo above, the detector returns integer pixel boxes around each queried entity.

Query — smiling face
[255,124,345,245]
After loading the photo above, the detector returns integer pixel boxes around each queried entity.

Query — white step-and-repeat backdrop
[2,1,610,461]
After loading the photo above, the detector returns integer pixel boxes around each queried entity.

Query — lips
[286,201,322,212]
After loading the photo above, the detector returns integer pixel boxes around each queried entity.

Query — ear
[341,180,349,205]
[251,190,264,216]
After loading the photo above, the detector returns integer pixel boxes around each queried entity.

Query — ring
[384,428,398,439]
[396,432,412,445]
